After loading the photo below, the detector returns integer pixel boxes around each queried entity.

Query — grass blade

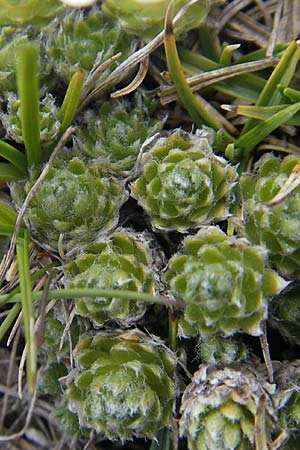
[0,287,183,309]
[0,303,21,343]
[16,42,41,168]
[0,162,25,181]
[281,86,300,102]
[237,101,300,153]
[58,70,84,135]
[0,141,27,173]
[222,103,300,126]
[241,41,300,135]
[164,0,234,139]
[16,230,37,393]
[0,201,18,225]
[0,224,17,236]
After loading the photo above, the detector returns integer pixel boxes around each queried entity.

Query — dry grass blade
[111,56,149,98]
[159,57,278,105]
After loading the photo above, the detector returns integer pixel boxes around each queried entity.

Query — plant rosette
[43,5,133,84]
[65,330,177,440]
[64,229,157,326]
[179,363,278,450]
[10,157,128,254]
[76,99,163,176]
[165,226,288,337]
[240,153,300,278]
[0,92,61,144]
[130,128,238,232]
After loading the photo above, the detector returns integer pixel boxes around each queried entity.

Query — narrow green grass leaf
[0,224,16,236]
[197,22,220,62]
[177,47,266,103]
[0,201,17,225]
[16,230,36,393]
[0,303,21,343]
[281,86,300,102]
[235,44,287,63]
[58,70,84,135]
[241,41,300,135]
[0,287,183,309]
[0,162,25,181]
[16,42,41,168]
[223,103,300,126]
[164,1,233,139]
[0,141,27,173]
[237,101,300,153]
[219,44,240,66]
[0,261,59,307]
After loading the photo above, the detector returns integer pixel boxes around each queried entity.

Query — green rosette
[240,153,300,278]
[44,5,132,83]
[130,129,237,232]
[0,0,64,27]
[165,226,287,337]
[1,92,61,144]
[66,330,176,440]
[64,230,156,325]
[11,158,128,253]
[180,363,278,450]
[76,100,163,176]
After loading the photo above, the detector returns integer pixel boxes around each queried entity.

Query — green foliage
[165,226,286,337]
[275,361,300,443]
[76,99,163,175]
[1,92,61,145]
[240,153,300,278]
[42,307,84,361]
[64,230,156,325]
[15,158,128,252]
[102,0,212,40]
[269,287,300,346]
[196,334,248,365]
[44,5,132,83]
[180,364,277,450]
[0,0,64,27]
[66,330,176,440]
[131,129,237,231]
[39,362,68,396]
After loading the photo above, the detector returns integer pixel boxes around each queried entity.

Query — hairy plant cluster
[1,1,300,450]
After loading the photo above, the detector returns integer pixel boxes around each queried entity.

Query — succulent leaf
[39,361,68,396]
[64,230,156,325]
[165,226,287,337]
[180,364,278,450]
[0,0,64,27]
[130,129,237,232]
[66,330,177,440]
[196,334,248,365]
[102,0,212,40]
